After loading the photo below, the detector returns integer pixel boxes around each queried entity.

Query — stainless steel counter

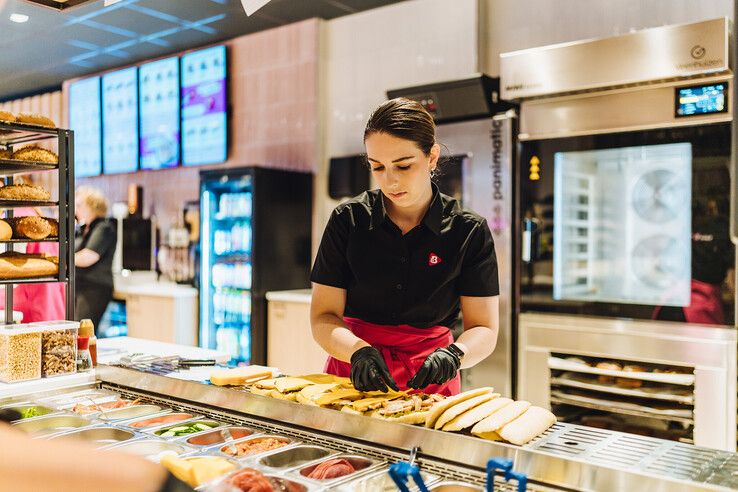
[97,365,738,491]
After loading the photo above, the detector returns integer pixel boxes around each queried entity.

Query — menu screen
[139,57,180,170]
[69,77,102,178]
[102,67,139,174]
[181,45,227,166]
[675,83,728,117]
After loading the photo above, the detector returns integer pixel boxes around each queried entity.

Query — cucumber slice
[159,431,176,437]
[167,426,191,433]
[193,423,211,431]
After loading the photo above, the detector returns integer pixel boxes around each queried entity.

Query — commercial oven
[501,17,737,450]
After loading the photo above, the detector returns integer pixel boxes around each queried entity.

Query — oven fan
[631,169,686,223]
[630,235,686,289]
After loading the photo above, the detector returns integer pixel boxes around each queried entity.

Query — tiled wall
[316,0,480,243]
[480,0,732,75]
[68,19,320,228]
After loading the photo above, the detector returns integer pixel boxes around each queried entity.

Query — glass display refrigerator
[199,166,312,364]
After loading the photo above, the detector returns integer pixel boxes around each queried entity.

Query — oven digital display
[675,83,727,117]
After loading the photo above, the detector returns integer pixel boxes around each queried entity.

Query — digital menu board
[102,66,139,174]
[139,57,180,170]
[69,77,102,178]
[181,45,227,166]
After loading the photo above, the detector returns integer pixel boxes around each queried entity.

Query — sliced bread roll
[425,387,495,428]
[274,377,315,393]
[442,397,514,432]
[434,393,498,430]
[498,406,557,445]
[210,366,274,386]
[471,400,531,438]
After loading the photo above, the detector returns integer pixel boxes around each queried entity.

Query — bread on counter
[6,216,58,240]
[0,184,51,201]
[0,251,58,279]
[11,145,58,164]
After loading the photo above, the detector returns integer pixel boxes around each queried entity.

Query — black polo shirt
[310,185,499,329]
[75,218,117,289]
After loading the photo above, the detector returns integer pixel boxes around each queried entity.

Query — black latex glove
[350,346,400,392]
[407,346,462,389]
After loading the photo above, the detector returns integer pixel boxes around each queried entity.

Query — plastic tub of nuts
[0,324,42,383]
[31,321,79,377]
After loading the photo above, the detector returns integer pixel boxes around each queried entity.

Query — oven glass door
[519,123,734,325]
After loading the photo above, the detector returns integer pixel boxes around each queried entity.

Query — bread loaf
[11,145,58,164]
[0,252,58,279]
[210,366,274,386]
[0,149,10,160]
[0,111,15,123]
[6,216,55,240]
[0,220,11,240]
[0,184,51,201]
[16,112,55,128]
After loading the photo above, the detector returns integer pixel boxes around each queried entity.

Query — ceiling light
[9,13,29,23]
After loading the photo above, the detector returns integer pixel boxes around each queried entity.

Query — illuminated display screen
[69,76,102,178]
[139,57,180,170]
[675,83,728,117]
[102,67,139,174]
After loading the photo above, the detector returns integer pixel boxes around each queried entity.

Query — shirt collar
[369,183,443,236]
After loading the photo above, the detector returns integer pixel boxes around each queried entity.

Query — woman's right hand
[350,346,400,392]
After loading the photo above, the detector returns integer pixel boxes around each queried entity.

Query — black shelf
[0,200,58,208]
[0,237,59,243]
[0,275,67,285]
[0,159,58,176]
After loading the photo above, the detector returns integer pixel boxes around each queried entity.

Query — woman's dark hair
[364,97,436,155]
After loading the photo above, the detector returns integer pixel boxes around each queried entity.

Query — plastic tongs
[486,458,527,492]
[389,447,430,492]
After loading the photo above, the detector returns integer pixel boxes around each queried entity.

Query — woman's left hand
[407,346,462,389]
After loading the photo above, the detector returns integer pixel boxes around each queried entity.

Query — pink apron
[324,317,461,396]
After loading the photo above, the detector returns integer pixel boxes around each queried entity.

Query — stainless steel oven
[501,17,737,450]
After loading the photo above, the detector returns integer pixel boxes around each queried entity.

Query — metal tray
[291,454,383,487]
[121,412,199,431]
[49,426,138,447]
[95,404,168,422]
[202,466,318,492]
[12,414,92,436]
[2,403,57,420]
[550,390,694,424]
[215,434,295,460]
[551,374,694,404]
[254,444,338,472]
[105,439,194,462]
[185,426,259,447]
[151,418,223,438]
[330,468,439,492]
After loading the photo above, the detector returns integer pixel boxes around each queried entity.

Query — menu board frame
[102,66,140,175]
[139,56,181,171]
[69,76,102,178]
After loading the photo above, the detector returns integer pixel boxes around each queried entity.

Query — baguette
[209,366,274,386]
[498,406,557,445]
[0,220,10,240]
[0,184,51,201]
[0,252,58,279]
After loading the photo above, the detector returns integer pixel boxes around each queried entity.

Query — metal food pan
[95,404,168,422]
[255,444,338,472]
[2,403,57,420]
[105,439,194,462]
[216,434,295,460]
[120,412,200,431]
[429,482,484,491]
[174,454,241,489]
[37,389,121,409]
[291,454,383,486]
[185,426,259,447]
[202,466,319,492]
[49,426,138,447]
[333,468,439,491]
[12,414,92,436]
[151,419,223,439]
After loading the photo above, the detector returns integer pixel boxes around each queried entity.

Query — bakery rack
[0,120,75,324]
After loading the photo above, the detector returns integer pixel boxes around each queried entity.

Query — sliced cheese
[315,388,363,406]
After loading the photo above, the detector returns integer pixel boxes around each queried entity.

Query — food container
[0,324,42,383]
[1,403,55,420]
[294,455,380,485]
[34,321,79,377]
[256,445,336,472]
[124,412,196,430]
[67,397,138,415]
[429,482,484,491]
[218,435,293,459]
[185,426,256,447]
[12,414,91,436]
[153,419,221,438]
[165,455,240,488]
[50,426,136,447]
[210,467,313,492]
[37,388,120,409]
[108,440,192,462]
[96,404,167,422]
[337,468,439,491]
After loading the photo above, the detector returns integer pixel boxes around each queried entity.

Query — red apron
[324,317,461,396]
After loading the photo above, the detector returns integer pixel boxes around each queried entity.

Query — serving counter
[85,365,737,491]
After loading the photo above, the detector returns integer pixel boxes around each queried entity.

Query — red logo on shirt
[428,252,442,266]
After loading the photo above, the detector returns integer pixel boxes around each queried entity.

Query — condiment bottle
[79,319,97,367]
[76,336,92,372]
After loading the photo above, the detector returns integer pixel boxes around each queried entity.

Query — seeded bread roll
[16,113,55,128]
[6,216,54,240]
[11,145,58,164]
[0,149,10,160]
[0,184,51,201]
[0,111,14,123]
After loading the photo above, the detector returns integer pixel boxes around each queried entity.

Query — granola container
[0,324,42,383]
[32,321,79,377]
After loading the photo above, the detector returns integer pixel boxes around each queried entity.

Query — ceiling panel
[0,0,408,100]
